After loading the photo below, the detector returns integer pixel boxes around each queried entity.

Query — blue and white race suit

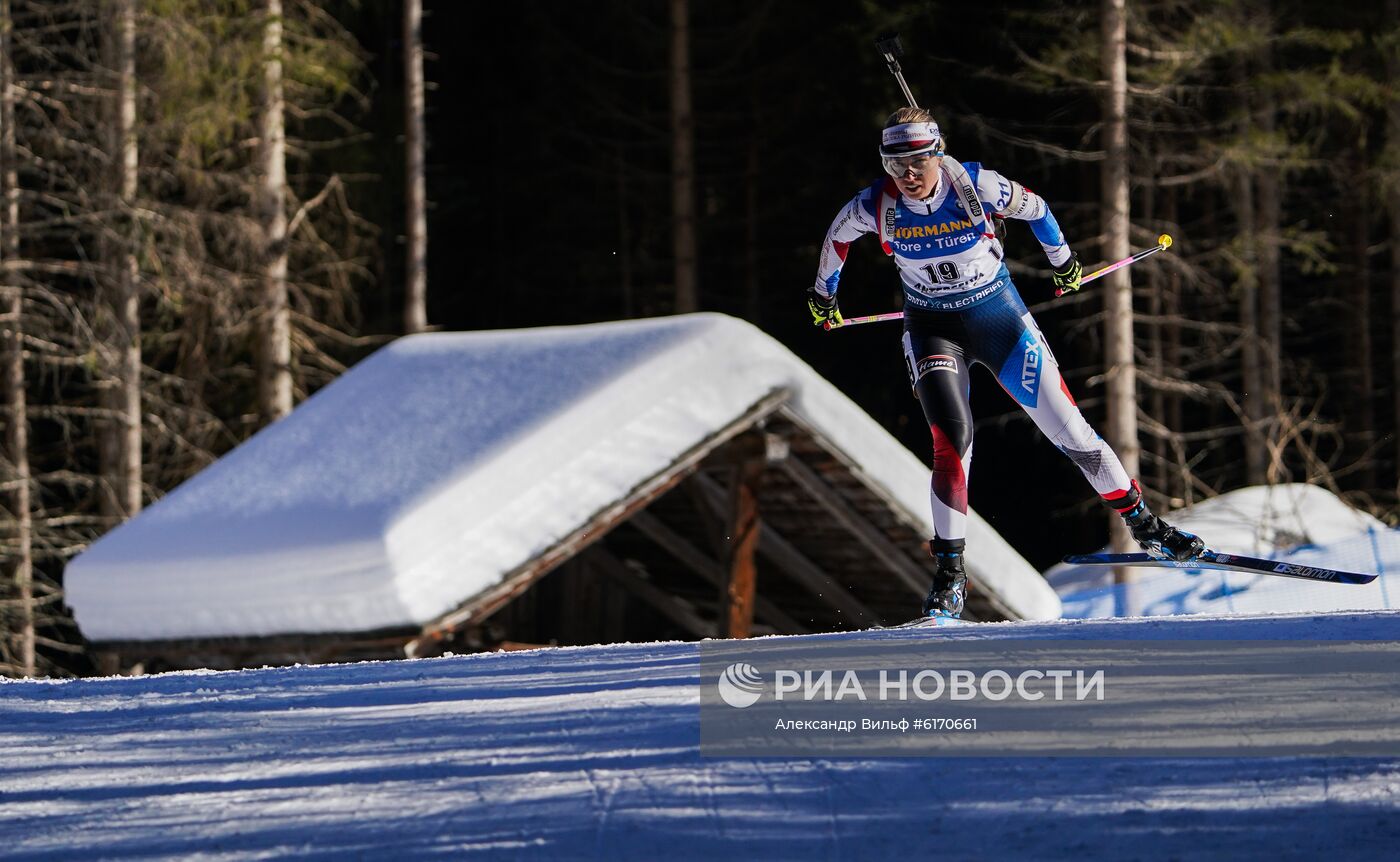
[815,163,1136,542]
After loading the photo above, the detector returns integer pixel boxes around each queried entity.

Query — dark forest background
[3,0,1400,675]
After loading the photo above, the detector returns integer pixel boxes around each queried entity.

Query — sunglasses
[882,152,938,179]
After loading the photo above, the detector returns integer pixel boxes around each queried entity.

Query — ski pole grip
[875,32,905,60]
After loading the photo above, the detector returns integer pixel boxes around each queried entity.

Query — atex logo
[1021,339,1041,394]
[717,662,765,708]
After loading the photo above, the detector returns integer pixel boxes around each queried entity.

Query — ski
[1061,549,1377,586]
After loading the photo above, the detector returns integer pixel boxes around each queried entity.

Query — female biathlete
[808,108,1202,620]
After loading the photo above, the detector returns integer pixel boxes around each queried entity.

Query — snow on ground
[4,610,1399,860]
[65,313,1056,644]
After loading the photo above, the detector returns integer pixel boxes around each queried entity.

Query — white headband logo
[881,121,942,149]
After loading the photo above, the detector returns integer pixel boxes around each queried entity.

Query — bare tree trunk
[102,0,141,518]
[402,0,427,334]
[1147,266,1165,488]
[669,0,698,313]
[258,0,292,422]
[0,0,34,677]
[1256,173,1282,479]
[1235,168,1266,485]
[1101,0,1138,607]
[1224,15,1267,485]
[1159,188,1184,503]
[1389,0,1400,502]
[1350,151,1376,491]
[1255,10,1283,483]
[1141,136,1168,494]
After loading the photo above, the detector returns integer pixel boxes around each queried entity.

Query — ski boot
[1107,481,1204,562]
[922,538,967,623]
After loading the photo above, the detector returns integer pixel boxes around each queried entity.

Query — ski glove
[1052,253,1083,295]
[807,287,843,330]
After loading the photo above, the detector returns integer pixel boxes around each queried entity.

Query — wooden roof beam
[692,473,885,628]
[721,449,765,639]
[775,455,930,597]
[628,509,809,635]
[585,548,713,639]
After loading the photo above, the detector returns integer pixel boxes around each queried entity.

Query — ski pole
[828,311,906,329]
[825,234,1175,330]
[1055,233,1174,297]
[875,32,919,108]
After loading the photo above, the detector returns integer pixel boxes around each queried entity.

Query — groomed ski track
[4,611,1400,860]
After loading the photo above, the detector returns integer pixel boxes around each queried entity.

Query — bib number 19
[923,261,961,283]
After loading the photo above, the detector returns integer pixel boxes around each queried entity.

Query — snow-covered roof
[66,314,1059,643]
